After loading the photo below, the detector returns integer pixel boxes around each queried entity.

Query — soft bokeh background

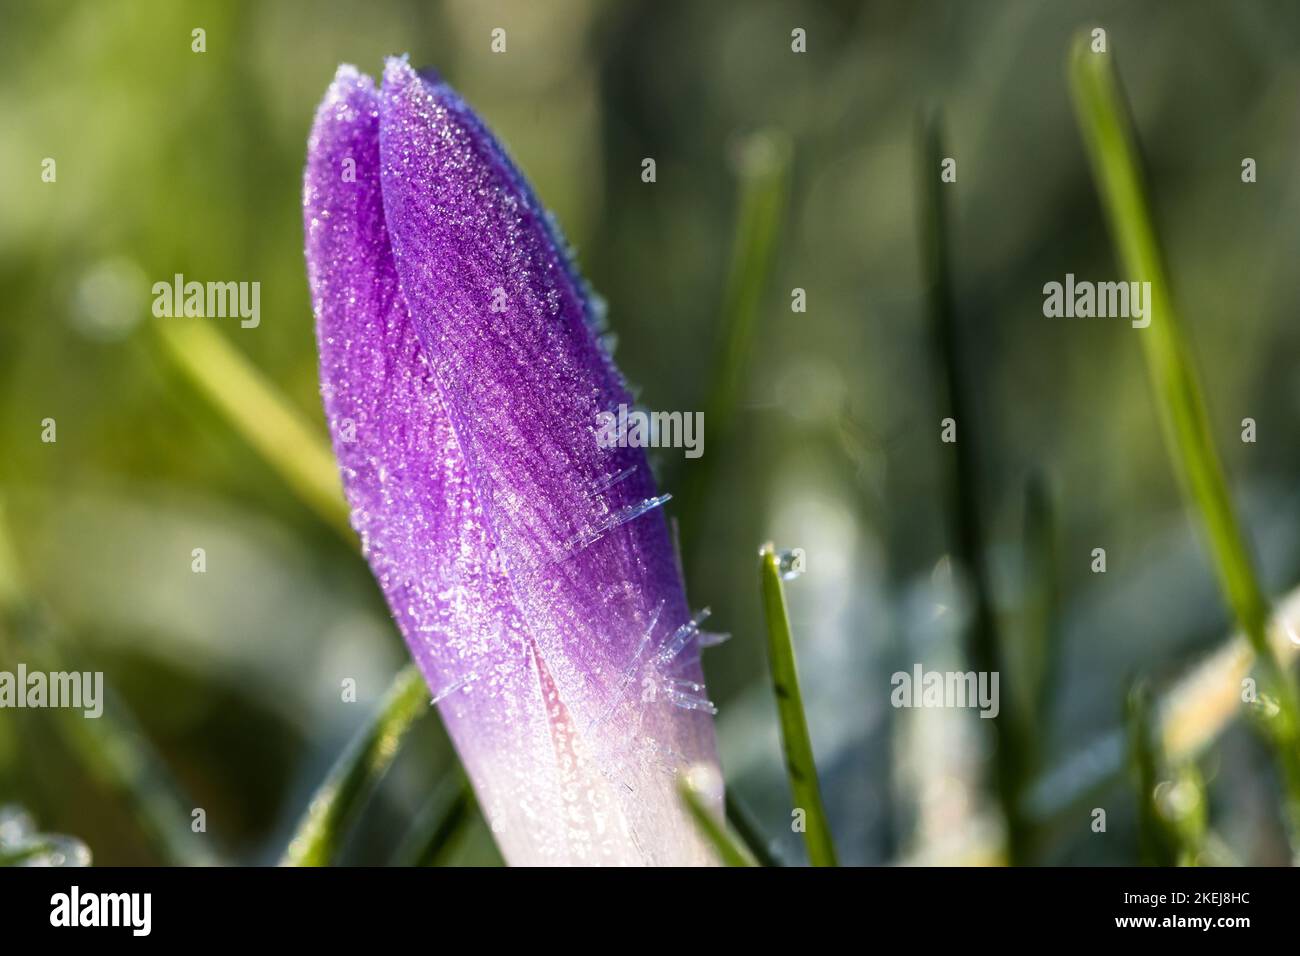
[4,0,1300,865]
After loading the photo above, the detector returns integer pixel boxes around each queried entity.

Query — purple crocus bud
[303,59,721,865]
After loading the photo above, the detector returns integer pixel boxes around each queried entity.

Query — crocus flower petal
[304,67,570,865]
[304,61,721,865]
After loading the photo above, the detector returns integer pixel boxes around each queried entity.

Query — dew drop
[776,548,804,581]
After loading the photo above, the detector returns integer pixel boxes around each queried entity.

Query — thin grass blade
[1018,472,1060,723]
[154,321,352,540]
[725,789,782,867]
[918,109,1025,860]
[1127,681,1180,866]
[677,132,790,560]
[281,663,429,866]
[758,542,838,866]
[679,771,757,867]
[393,773,475,867]
[1068,32,1300,850]
[1126,681,1210,866]
[0,500,217,866]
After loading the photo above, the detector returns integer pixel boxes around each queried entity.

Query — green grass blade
[1068,32,1300,849]
[43,667,220,865]
[281,663,430,866]
[1012,475,1060,752]
[1162,765,1210,867]
[1027,592,1300,814]
[679,772,757,867]
[1126,681,1208,866]
[393,773,475,867]
[758,542,838,866]
[1067,35,1270,660]
[990,473,1061,863]
[1126,681,1179,866]
[707,132,791,449]
[0,607,219,865]
[677,132,790,560]
[0,499,218,866]
[1022,474,1060,713]
[917,109,1025,860]
[155,321,352,540]
[725,789,782,867]
[0,500,23,613]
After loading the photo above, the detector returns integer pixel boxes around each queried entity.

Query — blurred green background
[4,0,1300,865]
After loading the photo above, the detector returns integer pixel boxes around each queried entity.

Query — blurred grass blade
[993,474,1061,863]
[679,772,756,867]
[45,674,216,865]
[0,500,22,612]
[1126,681,1179,866]
[393,772,475,867]
[677,132,790,560]
[1068,33,1300,848]
[1007,476,1060,774]
[0,500,217,866]
[155,321,352,540]
[725,789,782,867]
[0,609,218,865]
[918,109,1024,860]
[758,542,838,866]
[1027,588,1300,825]
[282,663,429,866]
[913,610,1296,866]
[1066,35,1269,659]
[707,131,791,445]
[1127,681,1207,866]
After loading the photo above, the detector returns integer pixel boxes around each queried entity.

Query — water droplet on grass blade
[776,548,804,581]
